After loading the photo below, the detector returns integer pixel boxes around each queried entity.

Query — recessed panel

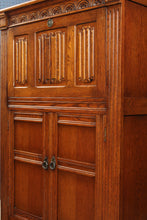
[58,124,95,163]
[36,28,67,86]
[58,171,95,220]
[76,22,97,86]
[14,161,43,218]
[14,35,28,87]
[14,121,43,154]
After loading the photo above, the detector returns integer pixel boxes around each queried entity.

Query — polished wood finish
[122,116,147,219]
[0,0,146,219]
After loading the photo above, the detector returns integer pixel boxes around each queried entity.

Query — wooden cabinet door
[9,111,49,219]
[9,112,106,220]
[48,113,106,220]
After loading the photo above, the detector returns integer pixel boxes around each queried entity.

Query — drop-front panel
[8,9,106,98]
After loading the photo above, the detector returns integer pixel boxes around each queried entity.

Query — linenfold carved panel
[13,35,28,87]
[76,23,96,86]
[36,29,66,86]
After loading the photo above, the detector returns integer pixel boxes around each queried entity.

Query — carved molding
[0,13,8,30]
[9,0,119,27]
[105,5,121,219]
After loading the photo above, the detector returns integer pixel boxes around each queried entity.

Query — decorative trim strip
[58,165,95,177]
[9,0,120,27]
[14,156,42,166]
[14,116,43,122]
[58,119,96,127]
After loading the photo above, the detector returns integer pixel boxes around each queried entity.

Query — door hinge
[104,127,107,142]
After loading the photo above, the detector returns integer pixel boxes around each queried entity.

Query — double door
[7,6,107,220]
[8,111,106,220]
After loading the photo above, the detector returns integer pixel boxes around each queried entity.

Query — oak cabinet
[0,0,147,219]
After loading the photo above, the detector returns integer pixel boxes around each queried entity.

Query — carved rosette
[8,0,119,27]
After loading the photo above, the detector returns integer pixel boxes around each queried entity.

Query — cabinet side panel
[1,30,9,219]
[124,0,147,97]
[122,116,147,220]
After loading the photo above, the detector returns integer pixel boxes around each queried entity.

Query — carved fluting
[8,0,119,26]
[106,6,121,219]
[37,31,66,85]
[14,37,28,86]
[78,26,95,83]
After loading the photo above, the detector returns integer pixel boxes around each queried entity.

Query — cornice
[0,13,8,30]
[3,0,120,28]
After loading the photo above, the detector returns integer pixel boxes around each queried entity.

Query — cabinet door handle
[42,157,49,170]
[49,156,56,170]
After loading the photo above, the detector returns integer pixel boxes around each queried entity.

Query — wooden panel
[14,120,43,154]
[58,116,96,164]
[1,30,9,219]
[122,116,147,219]
[14,161,43,218]
[129,0,147,6]
[7,8,107,98]
[124,97,147,115]
[57,171,95,220]
[76,22,96,85]
[14,35,28,87]
[124,0,147,97]
[52,113,104,220]
[36,29,66,86]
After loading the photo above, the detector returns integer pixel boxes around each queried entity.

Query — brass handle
[42,157,49,170]
[49,156,56,170]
